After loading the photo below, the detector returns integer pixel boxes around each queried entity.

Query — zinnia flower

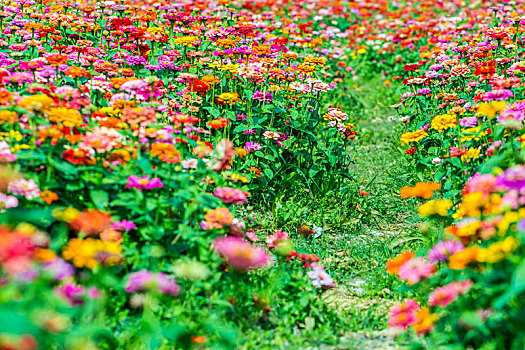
[125,175,164,190]
[213,187,248,205]
[398,257,435,284]
[213,236,271,271]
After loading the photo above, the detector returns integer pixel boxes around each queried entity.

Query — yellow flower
[221,64,239,74]
[476,101,506,118]
[497,211,519,234]
[461,127,486,142]
[17,94,55,112]
[174,36,198,46]
[98,107,121,117]
[400,129,427,145]
[52,207,81,223]
[48,107,83,127]
[62,238,121,269]
[146,27,166,35]
[477,237,519,263]
[431,114,457,132]
[449,246,480,270]
[461,148,480,163]
[216,92,240,105]
[229,173,249,183]
[0,130,24,142]
[418,199,452,217]
[455,220,482,238]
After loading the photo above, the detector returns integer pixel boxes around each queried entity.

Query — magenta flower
[428,240,464,263]
[112,220,136,231]
[125,270,180,296]
[398,257,435,284]
[125,175,164,190]
[54,282,100,306]
[213,236,271,271]
[213,187,248,205]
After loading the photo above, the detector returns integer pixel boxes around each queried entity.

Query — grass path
[317,78,424,349]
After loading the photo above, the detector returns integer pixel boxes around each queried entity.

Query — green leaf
[263,167,274,179]
[90,189,109,209]
[51,159,78,175]
[495,259,525,308]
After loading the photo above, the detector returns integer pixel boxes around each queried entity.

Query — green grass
[237,76,432,348]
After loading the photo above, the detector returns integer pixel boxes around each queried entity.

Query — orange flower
[40,190,58,204]
[100,228,123,244]
[204,208,233,229]
[70,209,112,235]
[235,147,248,158]
[191,336,206,344]
[386,250,414,274]
[249,167,262,178]
[400,182,441,199]
[151,142,181,163]
[46,54,68,66]
[34,248,57,261]
[64,66,90,78]
[207,117,229,129]
[449,246,480,270]
[413,307,437,335]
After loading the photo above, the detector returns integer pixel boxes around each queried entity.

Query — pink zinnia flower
[429,280,473,307]
[388,299,419,329]
[0,193,18,212]
[213,236,271,272]
[125,175,164,190]
[213,187,248,205]
[428,283,458,307]
[7,179,40,199]
[265,230,288,249]
[398,257,435,284]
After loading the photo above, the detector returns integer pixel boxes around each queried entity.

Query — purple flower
[498,102,525,122]
[252,90,273,103]
[112,220,136,231]
[459,116,478,127]
[243,142,262,152]
[43,258,75,280]
[125,270,180,296]
[483,89,513,101]
[125,175,164,190]
[495,166,525,191]
[55,282,99,306]
[307,264,334,289]
[428,240,464,263]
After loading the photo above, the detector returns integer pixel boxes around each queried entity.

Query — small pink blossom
[213,236,271,271]
[398,257,435,284]
[8,179,40,199]
[265,230,288,249]
[213,187,248,205]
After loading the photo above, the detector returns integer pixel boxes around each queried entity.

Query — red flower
[405,147,417,155]
[189,79,210,94]
[62,149,94,165]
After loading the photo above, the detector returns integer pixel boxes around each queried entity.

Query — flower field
[0,0,524,348]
